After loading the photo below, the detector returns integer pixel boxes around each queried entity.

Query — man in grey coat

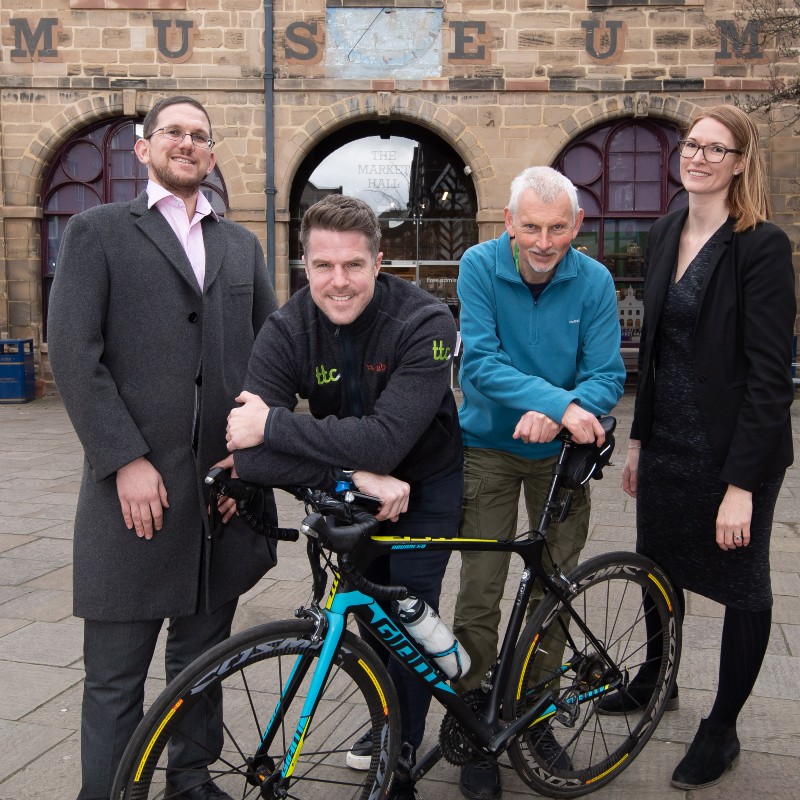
[48,96,278,800]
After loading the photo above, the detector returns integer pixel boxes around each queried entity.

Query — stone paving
[1,393,799,799]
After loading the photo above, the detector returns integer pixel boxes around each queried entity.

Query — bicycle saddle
[558,415,617,490]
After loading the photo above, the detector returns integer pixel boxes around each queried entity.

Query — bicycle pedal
[554,691,580,727]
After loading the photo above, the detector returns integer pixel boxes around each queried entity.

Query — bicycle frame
[257,531,627,790]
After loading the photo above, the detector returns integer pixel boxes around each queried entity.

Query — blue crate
[0,339,35,403]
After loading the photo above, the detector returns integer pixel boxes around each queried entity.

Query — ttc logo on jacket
[315,364,341,385]
[432,340,451,361]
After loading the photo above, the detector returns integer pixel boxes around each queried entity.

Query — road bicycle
[112,416,681,800]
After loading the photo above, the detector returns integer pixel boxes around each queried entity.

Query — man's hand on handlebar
[513,410,561,443]
[350,471,410,522]
[561,402,606,446]
[210,455,238,523]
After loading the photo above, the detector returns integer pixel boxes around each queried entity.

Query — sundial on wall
[326,7,443,78]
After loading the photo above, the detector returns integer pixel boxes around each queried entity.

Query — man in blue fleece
[453,167,625,800]
[225,194,463,800]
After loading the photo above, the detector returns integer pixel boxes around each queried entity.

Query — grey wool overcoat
[48,192,278,622]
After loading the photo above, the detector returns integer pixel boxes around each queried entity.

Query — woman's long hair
[685,105,772,232]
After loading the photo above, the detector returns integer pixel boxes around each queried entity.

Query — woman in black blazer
[599,105,795,788]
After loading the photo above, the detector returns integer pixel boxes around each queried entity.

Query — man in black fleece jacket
[226,194,463,796]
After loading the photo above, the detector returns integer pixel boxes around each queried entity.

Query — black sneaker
[597,679,679,716]
[388,777,417,800]
[346,730,372,770]
[459,757,501,800]
[529,725,572,772]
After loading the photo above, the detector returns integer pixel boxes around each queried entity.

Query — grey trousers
[453,447,590,693]
[77,598,237,800]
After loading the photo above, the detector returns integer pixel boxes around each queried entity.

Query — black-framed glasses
[147,127,215,150]
[677,140,742,163]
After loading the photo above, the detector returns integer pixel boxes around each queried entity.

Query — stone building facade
[1,0,798,394]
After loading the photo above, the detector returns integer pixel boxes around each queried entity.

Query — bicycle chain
[439,689,487,765]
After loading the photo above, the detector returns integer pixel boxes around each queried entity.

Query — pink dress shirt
[146,180,218,291]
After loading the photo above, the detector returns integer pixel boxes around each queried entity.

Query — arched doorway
[289,121,478,321]
[41,117,229,338]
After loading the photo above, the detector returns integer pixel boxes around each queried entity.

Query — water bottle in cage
[397,596,471,680]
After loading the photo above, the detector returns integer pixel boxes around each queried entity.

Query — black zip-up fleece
[234,273,462,490]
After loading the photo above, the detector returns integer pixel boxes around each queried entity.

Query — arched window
[556,118,687,352]
[41,117,228,338]
[556,119,686,278]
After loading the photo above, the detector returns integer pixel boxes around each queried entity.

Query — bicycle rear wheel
[503,551,681,798]
[112,619,400,800]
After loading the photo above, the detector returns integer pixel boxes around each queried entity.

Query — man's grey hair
[507,166,580,221]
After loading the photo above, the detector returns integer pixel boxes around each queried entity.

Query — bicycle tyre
[503,551,681,798]
[112,618,401,800]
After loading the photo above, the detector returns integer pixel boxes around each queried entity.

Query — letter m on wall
[715,19,764,62]
[11,18,62,63]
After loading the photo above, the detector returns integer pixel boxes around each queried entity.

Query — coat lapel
[696,216,736,312]
[647,208,687,319]
[201,216,228,292]
[130,192,202,295]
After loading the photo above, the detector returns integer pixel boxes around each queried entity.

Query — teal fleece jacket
[457,231,626,459]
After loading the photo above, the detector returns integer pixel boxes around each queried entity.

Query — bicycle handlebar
[205,468,412,602]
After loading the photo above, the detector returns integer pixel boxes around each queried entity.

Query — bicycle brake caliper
[294,604,327,643]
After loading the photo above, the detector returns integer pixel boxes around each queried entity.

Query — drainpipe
[264,0,276,287]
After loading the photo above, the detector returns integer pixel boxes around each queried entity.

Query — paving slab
[0,730,81,800]
[0,719,75,783]
[0,661,83,720]
[0,619,84,667]
[0,556,69,585]
[0,588,73,622]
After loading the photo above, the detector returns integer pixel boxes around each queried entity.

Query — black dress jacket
[631,208,795,493]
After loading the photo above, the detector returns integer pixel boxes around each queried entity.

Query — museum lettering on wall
[7,14,766,67]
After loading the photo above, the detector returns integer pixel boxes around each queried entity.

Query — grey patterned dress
[636,230,781,611]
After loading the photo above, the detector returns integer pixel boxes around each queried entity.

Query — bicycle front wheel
[112,619,400,800]
[504,551,681,798]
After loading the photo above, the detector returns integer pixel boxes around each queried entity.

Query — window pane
[110,180,138,203]
[417,219,478,261]
[634,182,661,212]
[562,144,602,184]
[608,182,633,211]
[634,127,659,151]
[634,152,661,177]
[201,187,228,215]
[63,141,103,182]
[577,188,600,216]
[609,152,634,181]
[610,127,634,150]
[110,125,136,150]
[45,184,102,212]
[574,218,600,260]
[603,219,651,278]
[110,150,141,179]
[44,215,70,275]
